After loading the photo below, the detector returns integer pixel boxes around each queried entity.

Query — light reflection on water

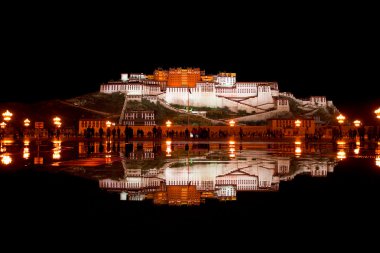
[98,141,340,205]
[1,138,379,204]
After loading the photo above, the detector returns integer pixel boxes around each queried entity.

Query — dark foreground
[1,139,379,249]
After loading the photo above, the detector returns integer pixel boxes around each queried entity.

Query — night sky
[1,4,379,123]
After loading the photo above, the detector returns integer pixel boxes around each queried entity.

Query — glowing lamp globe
[24,118,31,127]
[2,110,12,122]
[353,120,361,127]
[375,107,380,119]
[337,114,345,124]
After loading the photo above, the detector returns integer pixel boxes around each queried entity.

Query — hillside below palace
[100,68,333,115]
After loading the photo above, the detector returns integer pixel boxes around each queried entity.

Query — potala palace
[98,145,337,203]
[100,68,335,122]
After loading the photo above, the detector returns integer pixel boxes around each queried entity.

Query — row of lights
[1,110,13,128]
[226,108,380,128]
[336,107,380,126]
[1,107,379,132]
[0,110,63,129]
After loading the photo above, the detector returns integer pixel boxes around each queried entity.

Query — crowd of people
[2,125,379,142]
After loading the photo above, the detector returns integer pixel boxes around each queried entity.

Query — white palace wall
[165,84,275,112]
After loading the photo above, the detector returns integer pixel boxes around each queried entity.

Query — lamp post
[294,119,301,138]
[1,154,12,165]
[53,117,61,126]
[53,117,62,138]
[2,110,12,122]
[337,114,345,124]
[229,119,235,138]
[375,107,380,119]
[336,114,345,139]
[166,120,172,138]
[375,108,380,142]
[24,119,30,127]
[105,121,112,141]
[376,132,380,166]
[2,110,12,137]
[353,119,361,141]
[1,113,12,164]
[23,118,30,137]
[166,140,172,157]
[337,149,346,160]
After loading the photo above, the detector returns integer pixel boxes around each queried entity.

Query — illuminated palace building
[100,68,333,121]
[99,145,337,205]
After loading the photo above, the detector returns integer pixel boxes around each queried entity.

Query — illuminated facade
[154,68,168,81]
[78,119,108,136]
[277,98,290,111]
[267,118,316,136]
[201,75,215,82]
[121,73,129,82]
[167,186,201,206]
[100,81,161,95]
[310,96,327,106]
[100,69,334,121]
[216,72,236,86]
[167,67,201,88]
[129,73,147,81]
[122,110,155,126]
[165,81,278,113]
[99,147,337,204]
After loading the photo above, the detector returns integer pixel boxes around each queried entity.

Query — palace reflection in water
[3,138,378,206]
[94,141,338,205]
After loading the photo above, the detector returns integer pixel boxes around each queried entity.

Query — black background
[1,3,379,123]
[1,4,379,249]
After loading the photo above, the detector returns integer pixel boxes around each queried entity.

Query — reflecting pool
[1,138,380,239]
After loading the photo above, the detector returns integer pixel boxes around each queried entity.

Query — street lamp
[23,140,30,159]
[53,117,61,127]
[23,118,31,137]
[166,120,172,138]
[53,117,62,138]
[336,114,345,140]
[166,140,172,157]
[2,110,12,122]
[337,150,346,160]
[294,119,302,138]
[106,121,112,128]
[375,107,380,119]
[295,146,302,157]
[337,114,345,124]
[229,140,235,158]
[229,120,236,138]
[24,118,31,127]
[353,120,361,128]
[0,122,6,129]
[52,140,61,160]
[2,110,12,136]
[1,154,12,165]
